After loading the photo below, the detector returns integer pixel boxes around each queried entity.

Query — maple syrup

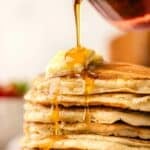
[84,73,94,126]
[48,78,61,149]
[74,0,81,47]
[51,78,60,136]
[74,0,95,129]
[47,1,95,149]
[52,104,59,135]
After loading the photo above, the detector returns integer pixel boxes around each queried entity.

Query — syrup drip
[48,78,61,149]
[40,139,55,150]
[74,0,95,128]
[84,73,94,125]
[44,1,88,149]
[52,102,60,135]
[51,78,60,136]
[74,0,82,47]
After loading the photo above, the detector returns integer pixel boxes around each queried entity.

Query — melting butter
[46,47,103,77]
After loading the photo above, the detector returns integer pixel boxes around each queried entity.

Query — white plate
[0,98,23,148]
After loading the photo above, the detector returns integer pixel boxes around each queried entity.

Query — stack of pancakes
[22,53,150,149]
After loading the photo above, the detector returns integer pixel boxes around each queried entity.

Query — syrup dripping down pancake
[25,91,150,112]
[24,103,150,127]
[24,122,150,140]
[29,63,150,97]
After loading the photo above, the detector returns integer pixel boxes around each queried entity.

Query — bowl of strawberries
[0,82,28,148]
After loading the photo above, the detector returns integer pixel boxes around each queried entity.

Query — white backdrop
[0,0,121,82]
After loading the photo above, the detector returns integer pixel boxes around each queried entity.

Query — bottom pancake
[24,122,150,140]
[22,134,150,150]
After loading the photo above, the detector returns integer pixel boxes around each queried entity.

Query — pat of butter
[46,47,103,77]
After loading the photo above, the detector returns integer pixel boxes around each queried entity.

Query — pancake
[91,63,150,80]
[25,91,150,112]
[22,134,150,150]
[22,63,150,150]
[24,103,150,126]
[24,122,150,140]
[31,63,150,95]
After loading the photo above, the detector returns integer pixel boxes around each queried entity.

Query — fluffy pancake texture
[24,103,150,126]
[25,92,150,112]
[22,60,150,150]
[32,63,150,95]
[29,75,150,95]
[22,135,150,150]
[24,122,150,140]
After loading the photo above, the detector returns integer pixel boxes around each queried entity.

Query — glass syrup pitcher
[89,0,150,30]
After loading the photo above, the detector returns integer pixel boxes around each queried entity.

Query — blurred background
[0,0,149,150]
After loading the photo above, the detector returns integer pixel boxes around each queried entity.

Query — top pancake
[31,63,150,95]
[91,63,150,80]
